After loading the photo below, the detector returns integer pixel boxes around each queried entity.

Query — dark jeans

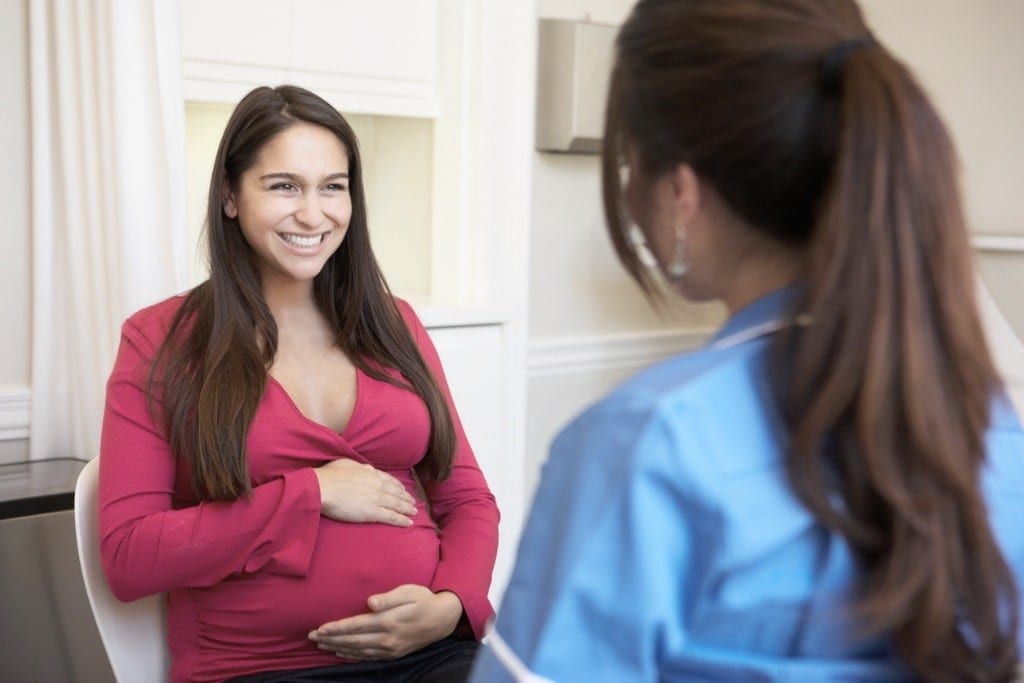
[226,637,479,683]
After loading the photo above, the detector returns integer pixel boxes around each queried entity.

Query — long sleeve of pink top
[98,308,324,599]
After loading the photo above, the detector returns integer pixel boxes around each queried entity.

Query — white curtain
[29,0,188,460]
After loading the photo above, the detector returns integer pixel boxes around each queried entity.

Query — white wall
[528,153,723,339]
[525,148,722,498]
[0,0,30,464]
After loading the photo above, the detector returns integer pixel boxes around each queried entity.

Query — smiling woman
[97,85,498,683]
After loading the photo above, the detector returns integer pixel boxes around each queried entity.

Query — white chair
[977,277,1024,418]
[74,457,170,682]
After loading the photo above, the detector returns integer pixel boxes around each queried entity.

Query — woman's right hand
[312,459,417,526]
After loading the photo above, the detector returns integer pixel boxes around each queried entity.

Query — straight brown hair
[602,1,1019,680]
[149,86,456,500]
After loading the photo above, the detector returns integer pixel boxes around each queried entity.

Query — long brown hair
[602,1,1019,679]
[150,85,456,500]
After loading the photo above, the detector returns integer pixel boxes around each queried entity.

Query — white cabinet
[289,2,437,82]
[181,0,439,117]
[180,0,289,68]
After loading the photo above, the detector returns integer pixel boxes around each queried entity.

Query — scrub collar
[709,286,805,352]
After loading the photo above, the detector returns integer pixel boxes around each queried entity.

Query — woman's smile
[276,230,331,252]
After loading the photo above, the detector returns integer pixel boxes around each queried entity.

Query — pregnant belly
[187,517,441,640]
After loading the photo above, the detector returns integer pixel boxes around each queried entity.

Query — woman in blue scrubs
[471,0,1024,681]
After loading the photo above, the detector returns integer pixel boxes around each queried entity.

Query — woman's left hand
[308,585,464,661]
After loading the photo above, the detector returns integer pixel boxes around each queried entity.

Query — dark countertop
[0,457,90,520]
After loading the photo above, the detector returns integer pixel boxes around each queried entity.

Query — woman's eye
[324,183,348,192]
[270,182,297,192]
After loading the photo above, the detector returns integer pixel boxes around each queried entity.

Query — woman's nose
[294,192,325,228]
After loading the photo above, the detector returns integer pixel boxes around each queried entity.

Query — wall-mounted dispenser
[535,19,617,154]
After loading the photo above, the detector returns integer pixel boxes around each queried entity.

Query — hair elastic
[821,34,877,91]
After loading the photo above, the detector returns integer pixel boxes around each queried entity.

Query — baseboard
[527,329,711,378]
[972,234,1024,253]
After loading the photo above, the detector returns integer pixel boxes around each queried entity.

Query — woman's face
[224,122,352,289]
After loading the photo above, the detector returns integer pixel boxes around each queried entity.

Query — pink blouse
[98,295,499,682]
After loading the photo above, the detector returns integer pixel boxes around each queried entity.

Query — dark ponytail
[782,34,1018,682]
[603,1,1019,679]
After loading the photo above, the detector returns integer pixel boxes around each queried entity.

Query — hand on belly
[308,585,464,661]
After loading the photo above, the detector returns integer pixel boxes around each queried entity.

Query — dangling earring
[665,222,688,279]
[627,223,659,270]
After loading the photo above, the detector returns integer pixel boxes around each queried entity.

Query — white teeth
[280,233,324,248]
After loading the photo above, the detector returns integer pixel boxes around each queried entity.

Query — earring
[665,222,688,279]
[627,223,659,269]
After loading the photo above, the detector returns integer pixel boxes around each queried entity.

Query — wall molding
[0,387,30,441]
[528,329,712,378]
[972,234,1024,253]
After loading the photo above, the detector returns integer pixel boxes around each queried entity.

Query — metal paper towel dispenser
[535,19,618,154]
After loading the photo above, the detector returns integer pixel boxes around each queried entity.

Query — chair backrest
[977,277,1024,417]
[74,457,170,683]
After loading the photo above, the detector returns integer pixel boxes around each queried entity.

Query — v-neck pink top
[98,295,499,683]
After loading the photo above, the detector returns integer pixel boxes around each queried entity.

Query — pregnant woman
[98,85,498,683]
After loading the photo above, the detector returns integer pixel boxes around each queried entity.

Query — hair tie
[821,35,876,92]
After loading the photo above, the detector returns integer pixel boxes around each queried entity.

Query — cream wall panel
[525,368,634,502]
[860,0,1024,236]
[524,330,707,500]
[356,116,433,301]
[426,324,518,600]
[184,102,230,283]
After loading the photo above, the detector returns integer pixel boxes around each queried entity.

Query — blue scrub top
[471,288,1024,682]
